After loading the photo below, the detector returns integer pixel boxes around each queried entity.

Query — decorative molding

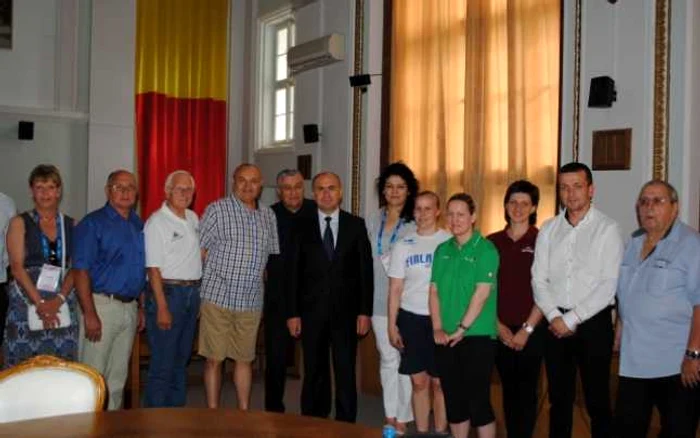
[572,0,582,162]
[652,0,670,180]
[350,0,364,215]
[0,105,88,122]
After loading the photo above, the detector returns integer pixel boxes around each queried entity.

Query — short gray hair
[638,179,678,203]
[276,168,302,186]
[106,169,135,187]
[164,170,195,192]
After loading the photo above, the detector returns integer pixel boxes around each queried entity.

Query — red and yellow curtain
[136,0,229,218]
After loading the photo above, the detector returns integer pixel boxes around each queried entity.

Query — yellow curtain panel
[136,0,229,218]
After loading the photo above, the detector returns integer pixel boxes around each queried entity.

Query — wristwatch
[522,322,534,334]
[685,349,700,360]
[458,323,469,331]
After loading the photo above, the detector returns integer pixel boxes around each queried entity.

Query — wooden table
[0,408,381,437]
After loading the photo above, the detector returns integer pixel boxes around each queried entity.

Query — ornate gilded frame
[350,0,365,215]
[0,354,106,412]
[572,0,582,162]
[652,0,670,180]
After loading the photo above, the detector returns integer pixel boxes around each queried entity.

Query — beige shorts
[198,300,262,363]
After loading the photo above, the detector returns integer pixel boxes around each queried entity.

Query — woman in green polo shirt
[429,193,499,438]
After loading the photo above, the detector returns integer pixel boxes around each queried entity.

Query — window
[257,11,295,149]
[386,0,561,234]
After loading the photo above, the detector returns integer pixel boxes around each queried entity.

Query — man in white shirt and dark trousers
[143,170,202,407]
[532,162,624,438]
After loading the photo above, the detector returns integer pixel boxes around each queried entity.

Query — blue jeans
[144,284,200,407]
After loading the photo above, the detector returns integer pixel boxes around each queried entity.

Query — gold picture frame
[652,0,670,181]
[572,0,582,162]
[350,0,365,215]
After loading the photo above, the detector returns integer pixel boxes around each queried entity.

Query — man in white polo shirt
[143,170,202,407]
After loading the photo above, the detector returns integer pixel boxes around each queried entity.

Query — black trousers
[544,306,614,438]
[435,336,496,426]
[300,312,358,423]
[263,301,295,413]
[615,374,700,438]
[496,324,545,438]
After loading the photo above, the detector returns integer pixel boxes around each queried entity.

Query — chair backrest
[0,355,106,423]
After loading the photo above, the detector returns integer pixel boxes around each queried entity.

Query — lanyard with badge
[29,212,71,331]
[378,209,403,272]
[35,211,65,292]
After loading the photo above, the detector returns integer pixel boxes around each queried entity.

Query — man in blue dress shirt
[615,180,700,437]
[73,170,146,410]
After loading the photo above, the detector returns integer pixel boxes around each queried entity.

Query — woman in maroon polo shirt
[487,180,543,438]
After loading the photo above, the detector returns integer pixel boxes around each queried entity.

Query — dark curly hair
[503,180,540,225]
[376,162,419,221]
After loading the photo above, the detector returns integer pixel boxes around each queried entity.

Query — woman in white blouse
[367,162,418,434]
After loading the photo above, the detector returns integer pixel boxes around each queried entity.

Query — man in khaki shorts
[199,163,279,410]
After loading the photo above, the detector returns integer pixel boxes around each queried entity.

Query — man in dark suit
[264,169,316,413]
[287,171,373,423]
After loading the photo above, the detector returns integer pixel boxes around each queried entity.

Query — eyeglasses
[171,187,194,195]
[111,184,137,194]
[637,197,671,208]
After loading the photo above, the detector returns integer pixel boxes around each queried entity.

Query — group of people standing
[0,160,698,438]
[359,161,699,438]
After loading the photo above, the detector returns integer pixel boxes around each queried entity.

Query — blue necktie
[323,216,334,259]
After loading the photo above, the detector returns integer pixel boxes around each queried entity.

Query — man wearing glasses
[143,170,202,407]
[73,170,146,410]
[615,180,700,437]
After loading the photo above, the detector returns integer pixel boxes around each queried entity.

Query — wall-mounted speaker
[588,76,617,108]
[349,74,371,88]
[303,124,319,143]
[18,121,34,141]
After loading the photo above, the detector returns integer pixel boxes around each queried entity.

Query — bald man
[199,164,279,410]
[73,169,146,410]
[286,172,373,423]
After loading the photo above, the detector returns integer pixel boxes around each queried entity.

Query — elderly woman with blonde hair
[2,164,78,368]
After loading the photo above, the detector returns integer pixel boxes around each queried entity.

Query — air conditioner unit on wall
[290,0,318,10]
[288,33,345,76]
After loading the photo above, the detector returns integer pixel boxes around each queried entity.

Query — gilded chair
[0,355,106,423]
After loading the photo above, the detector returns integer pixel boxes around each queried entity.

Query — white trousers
[372,315,413,423]
[79,295,138,410]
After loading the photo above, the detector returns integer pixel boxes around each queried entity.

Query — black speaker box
[588,76,616,108]
[303,124,319,143]
[349,74,371,88]
[18,121,34,141]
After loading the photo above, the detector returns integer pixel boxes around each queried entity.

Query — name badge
[36,264,61,292]
[380,252,392,273]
